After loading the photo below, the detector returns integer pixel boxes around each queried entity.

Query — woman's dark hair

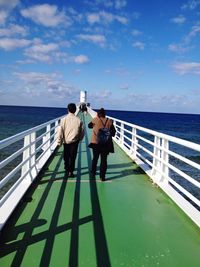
[97,108,106,118]
[68,103,76,113]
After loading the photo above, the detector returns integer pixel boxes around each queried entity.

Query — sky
[0,0,200,114]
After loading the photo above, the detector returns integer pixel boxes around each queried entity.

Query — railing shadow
[84,115,111,267]
[0,114,111,267]
[68,137,82,267]
[0,146,65,266]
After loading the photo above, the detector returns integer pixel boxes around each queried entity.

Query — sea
[1,105,200,143]
[0,105,200,203]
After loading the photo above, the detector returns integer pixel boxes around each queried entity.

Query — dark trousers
[91,147,108,179]
[63,141,79,173]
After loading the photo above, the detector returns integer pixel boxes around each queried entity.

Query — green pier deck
[0,114,200,267]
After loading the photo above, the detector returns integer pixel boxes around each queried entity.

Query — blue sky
[0,0,200,113]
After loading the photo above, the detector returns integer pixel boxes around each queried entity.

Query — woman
[88,108,116,181]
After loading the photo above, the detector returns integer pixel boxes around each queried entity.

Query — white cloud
[170,15,186,25]
[101,90,112,97]
[73,55,89,64]
[115,15,128,24]
[115,0,127,9]
[26,43,59,53]
[126,93,189,110]
[172,62,200,75]
[23,42,89,64]
[0,38,31,50]
[77,34,106,46]
[14,71,79,97]
[0,24,28,37]
[168,43,189,53]
[181,0,200,10]
[105,67,132,76]
[87,13,100,24]
[92,90,112,99]
[0,10,8,25]
[132,29,142,36]
[85,0,126,9]
[0,0,19,9]
[187,24,200,40]
[132,41,145,50]
[87,11,128,25]
[24,43,59,63]
[169,23,200,54]
[0,0,20,25]
[14,71,58,84]
[120,84,129,90]
[20,4,71,27]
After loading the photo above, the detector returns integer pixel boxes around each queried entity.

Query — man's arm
[57,121,64,146]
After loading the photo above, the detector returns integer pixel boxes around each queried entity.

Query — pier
[0,111,200,267]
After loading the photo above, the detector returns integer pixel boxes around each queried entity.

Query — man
[57,103,84,177]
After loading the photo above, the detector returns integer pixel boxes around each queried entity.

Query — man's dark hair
[68,103,76,113]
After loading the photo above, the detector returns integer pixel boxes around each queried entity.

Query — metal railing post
[21,134,31,177]
[120,123,124,145]
[131,127,137,159]
[160,138,169,183]
[30,132,36,178]
[54,121,59,142]
[151,136,161,181]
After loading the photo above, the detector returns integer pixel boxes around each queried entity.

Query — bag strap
[99,117,108,128]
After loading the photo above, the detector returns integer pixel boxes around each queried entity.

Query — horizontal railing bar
[136,136,200,171]
[168,177,200,208]
[168,150,200,171]
[133,140,200,189]
[35,137,57,165]
[0,163,35,207]
[134,148,200,207]
[136,134,154,146]
[108,115,200,152]
[136,143,153,157]
[0,156,30,190]
[135,151,152,167]
[0,143,29,169]
[0,115,64,150]
[0,127,58,171]
[0,131,56,190]
[168,163,200,189]
[138,142,200,188]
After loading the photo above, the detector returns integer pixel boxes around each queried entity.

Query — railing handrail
[107,115,200,152]
[0,113,67,230]
[0,115,66,150]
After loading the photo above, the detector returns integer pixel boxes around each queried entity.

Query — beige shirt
[57,113,84,145]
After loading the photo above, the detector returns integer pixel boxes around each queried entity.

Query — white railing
[88,107,200,227]
[0,114,65,231]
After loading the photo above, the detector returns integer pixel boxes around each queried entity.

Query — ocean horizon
[1,104,200,144]
[1,104,200,115]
